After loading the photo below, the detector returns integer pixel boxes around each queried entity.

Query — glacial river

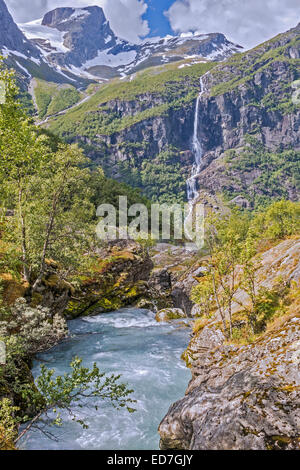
[21,308,191,450]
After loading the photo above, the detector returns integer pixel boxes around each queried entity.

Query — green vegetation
[0,61,141,447]
[17,90,35,116]
[210,36,300,99]
[14,357,135,445]
[34,79,81,119]
[0,66,150,285]
[223,135,300,209]
[191,201,300,340]
[75,61,215,106]
[0,339,135,449]
[47,61,215,137]
[47,87,81,116]
[254,199,300,240]
[119,146,189,204]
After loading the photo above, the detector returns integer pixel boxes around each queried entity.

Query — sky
[5,0,300,48]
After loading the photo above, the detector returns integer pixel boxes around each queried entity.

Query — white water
[187,76,205,202]
[20,308,191,450]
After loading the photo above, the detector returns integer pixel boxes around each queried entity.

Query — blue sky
[143,0,173,37]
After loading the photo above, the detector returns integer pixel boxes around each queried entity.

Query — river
[21,308,191,450]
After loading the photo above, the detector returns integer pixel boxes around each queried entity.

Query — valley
[0,0,299,453]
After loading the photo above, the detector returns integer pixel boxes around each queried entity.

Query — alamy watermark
[0,80,5,104]
[0,340,6,365]
[96,197,205,249]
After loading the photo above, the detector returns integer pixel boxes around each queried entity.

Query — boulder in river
[155,308,187,323]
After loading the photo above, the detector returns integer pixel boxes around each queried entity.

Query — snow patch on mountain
[83,49,137,68]
[10,4,243,82]
[19,19,70,54]
[69,9,90,21]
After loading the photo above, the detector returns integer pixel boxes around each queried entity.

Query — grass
[46,61,215,137]
[34,79,82,119]
[80,60,215,105]
[210,36,300,97]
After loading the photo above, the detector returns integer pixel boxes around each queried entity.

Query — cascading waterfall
[184,76,206,244]
[187,76,205,201]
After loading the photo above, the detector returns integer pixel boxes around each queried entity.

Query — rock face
[159,315,300,450]
[155,308,187,323]
[46,21,300,206]
[65,240,154,318]
[229,238,300,317]
[171,265,208,315]
[85,102,197,182]
[148,244,201,314]
[0,0,40,58]
[159,238,300,450]
[41,6,118,68]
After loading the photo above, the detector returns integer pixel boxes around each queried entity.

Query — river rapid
[21,308,191,450]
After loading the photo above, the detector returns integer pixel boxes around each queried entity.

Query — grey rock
[156,308,187,322]
[159,317,300,450]
[0,0,40,58]
[42,6,118,68]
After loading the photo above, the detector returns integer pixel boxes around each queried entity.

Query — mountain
[0,0,39,59]
[0,0,242,95]
[1,1,298,210]
[18,5,242,80]
[44,21,300,208]
[0,0,92,90]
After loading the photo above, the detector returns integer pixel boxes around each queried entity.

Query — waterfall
[187,76,205,201]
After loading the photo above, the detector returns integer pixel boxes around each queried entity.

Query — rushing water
[21,308,191,450]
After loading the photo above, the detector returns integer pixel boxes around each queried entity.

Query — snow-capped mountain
[18,5,243,81]
[0,0,40,60]
[0,0,90,88]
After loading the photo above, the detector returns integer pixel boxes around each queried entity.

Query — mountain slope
[192,21,300,208]
[44,22,300,207]
[0,0,39,59]
[0,1,91,93]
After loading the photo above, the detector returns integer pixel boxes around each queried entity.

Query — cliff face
[85,103,196,178]
[47,22,300,205]
[0,0,40,58]
[158,238,300,450]
[159,314,300,450]
[46,61,215,202]
[192,23,300,205]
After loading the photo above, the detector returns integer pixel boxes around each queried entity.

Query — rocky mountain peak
[41,6,116,66]
[42,6,110,35]
[0,0,40,58]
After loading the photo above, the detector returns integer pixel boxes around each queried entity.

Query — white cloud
[166,0,300,49]
[101,0,149,42]
[6,0,149,42]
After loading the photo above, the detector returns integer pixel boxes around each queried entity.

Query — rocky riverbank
[1,236,300,450]
[158,238,300,450]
